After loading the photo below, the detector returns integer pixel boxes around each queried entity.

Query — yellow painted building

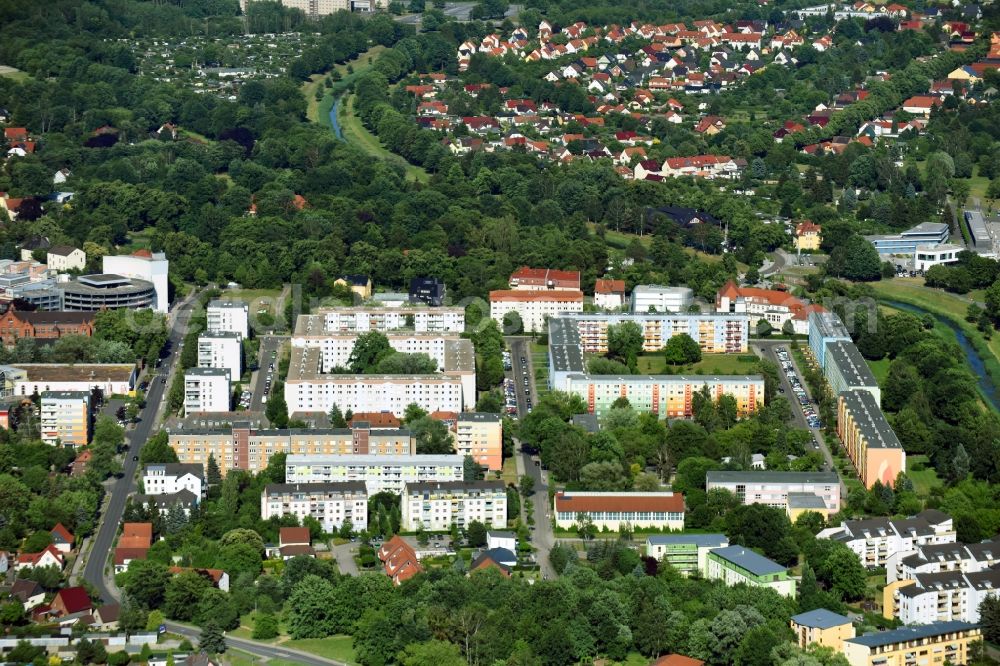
[837,390,906,490]
[790,609,855,652]
[40,391,91,447]
[882,579,916,620]
[841,621,980,666]
[334,275,373,300]
[786,492,834,522]
[455,412,503,471]
[795,221,822,251]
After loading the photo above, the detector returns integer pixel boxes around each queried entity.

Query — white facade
[293,332,457,372]
[311,307,465,333]
[46,248,86,271]
[240,0,387,16]
[285,373,468,417]
[142,463,205,499]
[553,491,685,530]
[706,471,841,512]
[6,364,137,397]
[400,481,507,531]
[897,570,1000,624]
[285,453,465,495]
[819,511,956,569]
[198,332,242,382]
[184,367,230,414]
[102,252,169,313]
[489,290,584,333]
[261,482,369,533]
[631,285,694,313]
[207,300,249,339]
[594,291,624,309]
[890,540,1000,584]
[487,531,517,553]
[913,243,963,271]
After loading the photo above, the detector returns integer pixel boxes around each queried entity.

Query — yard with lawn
[907,455,943,497]
[285,636,357,663]
[636,352,760,375]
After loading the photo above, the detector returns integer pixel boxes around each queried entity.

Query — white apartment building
[103,251,169,313]
[891,539,1000,584]
[261,481,368,533]
[819,510,956,569]
[897,569,1000,624]
[489,289,584,333]
[706,471,842,512]
[400,480,507,531]
[307,307,465,334]
[142,463,205,499]
[553,491,686,530]
[285,453,465,495]
[40,390,90,446]
[284,346,472,417]
[207,300,249,339]
[631,285,694,313]
[292,331,457,372]
[184,367,230,415]
[240,0,387,17]
[198,332,242,382]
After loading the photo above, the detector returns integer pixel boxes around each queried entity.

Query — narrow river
[883,299,1000,411]
[328,95,344,140]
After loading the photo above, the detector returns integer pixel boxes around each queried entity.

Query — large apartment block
[895,569,1000,624]
[40,390,91,446]
[841,621,980,666]
[825,341,881,404]
[706,471,841,513]
[889,538,1000,584]
[489,289,584,333]
[206,300,249,339]
[837,389,906,489]
[705,545,796,597]
[554,491,685,530]
[285,453,465,495]
[454,412,503,471]
[819,510,956,568]
[300,306,465,334]
[261,481,368,533]
[284,346,473,417]
[565,374,763,418]
[400,480,507,531]
[553,311,750,356]
[184,367,230,415]
[197,331,242,382]
[168,423,415,476]
[808,311,851,369]
[292,331,465,373]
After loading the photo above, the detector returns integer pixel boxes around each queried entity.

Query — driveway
[333,542,359,576]
[249,336,286,412]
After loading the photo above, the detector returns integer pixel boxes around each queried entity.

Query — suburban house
[594,278,627,309]
[378,535,422,585]
[50,523,75,553]
[50,586,93,618]
[276,526,314,559]
[16,545,65,571]
[46,245,86,271]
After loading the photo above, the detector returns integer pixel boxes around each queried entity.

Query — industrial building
[864,221,949,256]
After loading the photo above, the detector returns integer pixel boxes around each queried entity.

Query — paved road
[519,447,556,579]
[333,542,359,576]
[396,2,520,24]
[83,291,203,603]
[164,621,346,666]
[505,337,535,417]
[753,340,848,499]
[248,336,285,412]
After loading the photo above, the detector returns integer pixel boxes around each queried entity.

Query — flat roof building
[40,390,90,447]
[554,491,685,531]
[103,251,169,313]
[964,210,991,249]
[645,534,729,575]
[706,470,841,513]
[837,389,905,489]
[489,289,584,333]
[790,609,854,652]
[207,300,249,339]
[825,340,880,404]
[183,367,229,415]
[565,374,763,419]
[198,331,242,382]
[808,311,851,369]
[913,243,963,271]
[286,453,465,495]
[631,285,694,313]
[705,545,796,597]
[865,221,949,256]
[2,363,137,397]
[841,621,980,666]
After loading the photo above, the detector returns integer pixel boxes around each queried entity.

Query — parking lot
[505,338,535,418]
[248,336,284,412]
[774,345,823,430]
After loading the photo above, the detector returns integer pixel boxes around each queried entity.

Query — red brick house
[0,305,95,346]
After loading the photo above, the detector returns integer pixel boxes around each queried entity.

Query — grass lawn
[123,228,155,252]
[637,352,759,375]
[907,455,943,497]
[962,164,990,199]
[221,288,282,315]
[340,93,429,183]
[302,45,387,123]
[501,455,518,486]
[285,635,357,664]
[0,65,29,81]
[868,357,890,385]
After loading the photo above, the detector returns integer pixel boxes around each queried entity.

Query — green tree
[827,234,881,281]
[329,404,347,428]
[663,334,702,365]
[265,381,289,428]
[121,559,170,609]
[286,575,338,639]
[466,520,487,547]
[400,640,466,666]
[164,571,212,621]
[607,321,644,368]
[252,612,279,640]
[348,332,393,372]
[980,596,1000,644]
[199,621,227,654]
[140,431,178,464]
[519,474,535,497]
[409,416,455,454]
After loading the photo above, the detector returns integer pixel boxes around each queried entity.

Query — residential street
[82,289,203,603]
[517,446,556,579]
[248,335,286,412]
[333,542,360,576]
[163,622,346,666]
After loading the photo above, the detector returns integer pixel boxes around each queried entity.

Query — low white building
[489,289,584,333]
[631,285,694,313]
[46,246,86,272]
[705,545,797,598]
[594,279,626,310]
[706,470,841,513]
[553,491,685,531]
[400,480,507,531]
[913,243,963,271]
[487,530,517,553]
[285,453,464,495]
[261,481,368,533]
[103,251,169,313]
[183,367,230,414]
[197,331,242,382]
[207,299,249,339]
[142,463,205,500]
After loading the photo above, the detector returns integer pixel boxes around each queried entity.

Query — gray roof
[263,481,368,495]
[826,341,878,389]
[838,390,901,449]
[403,480,506,493]
[133,489,198,509]
[185,367,229,377]
[809,310,851,341]
[787,492,829,509]
[144,463,204,479]
[646,533,728,547]
[791,608,851,629]
[459,412,500,422]
[571,413,600,432]
[710,545,786,576]
[208,299,247,310]
[707,470,840,484]
[547,316,586,373]
[846,621,978,648]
